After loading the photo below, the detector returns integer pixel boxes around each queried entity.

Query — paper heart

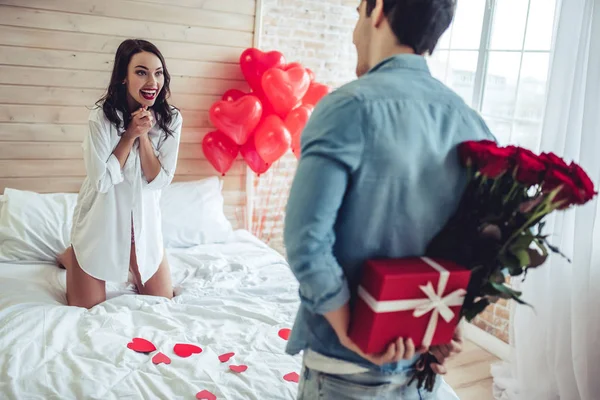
[152,352,171,365]
[278,328,291,341]
[196,389,217,400]
[222,89,247,102]
[209,96,263,145]
[240,48,286,93]
[241,137,270,175]
[253,115,292,165]
[285,105,313,158]
[262,67,311,117]
[173,343,203,358]
[229,365,248,373]
[202,131,239,175]
[127,338,156,354]
[283,372,300,383]
[218,352,235,363]
[302,82,332,107]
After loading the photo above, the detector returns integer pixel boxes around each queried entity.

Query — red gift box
[348,257,471,354]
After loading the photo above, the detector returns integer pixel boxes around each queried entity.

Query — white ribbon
[357,257,466,348]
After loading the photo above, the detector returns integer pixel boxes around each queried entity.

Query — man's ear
[370,0,386,28]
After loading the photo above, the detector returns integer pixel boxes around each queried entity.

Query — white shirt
[70,106,182,284]
[303,349,369,375]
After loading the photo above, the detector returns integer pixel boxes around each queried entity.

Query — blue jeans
[296,365,442,400]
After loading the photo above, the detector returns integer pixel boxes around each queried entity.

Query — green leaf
[514,249,531,267]
[490,282,522,298]
[462,299,490,321]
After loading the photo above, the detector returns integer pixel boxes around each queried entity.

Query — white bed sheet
[0,230,302,400]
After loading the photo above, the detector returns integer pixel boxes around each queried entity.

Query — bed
[0,180,461,400]
[0,228,302,400]
[0,179,303,399]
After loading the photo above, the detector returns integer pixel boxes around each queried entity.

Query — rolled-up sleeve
[143,110,183,190]
[82,116,124,194]
[284,92,364,315]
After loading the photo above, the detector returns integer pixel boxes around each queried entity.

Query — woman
[58,39,182,309]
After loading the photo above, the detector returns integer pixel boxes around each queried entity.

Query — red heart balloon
[222,89,247,102]
[209,96,262,145]
[240,48,286,93]
[285,105,312,159]
[282,62,303,71]
[127,338,156,354]
[302,82,332,107]
[202,131,239,175]
[254,115,292,165]
[241,137,270,175]
[262,67,311,117]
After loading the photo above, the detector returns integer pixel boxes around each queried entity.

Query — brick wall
[255,0,509,344]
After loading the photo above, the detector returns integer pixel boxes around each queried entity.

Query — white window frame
[435,0,557,147]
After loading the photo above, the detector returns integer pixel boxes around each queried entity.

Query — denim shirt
[283,54,495,373]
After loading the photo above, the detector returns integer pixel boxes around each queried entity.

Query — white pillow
[0,189,77,263]
[160,177,233,248]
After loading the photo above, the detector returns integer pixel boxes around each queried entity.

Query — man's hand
[425,323,464,374]
[324,303,425,366]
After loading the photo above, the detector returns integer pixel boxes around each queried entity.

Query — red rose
[539,152,569,172]
[515,148,547,186]
[569,162,597,204]
[478,146,516,178]
[543,168,582,208]
[458,140,497,167]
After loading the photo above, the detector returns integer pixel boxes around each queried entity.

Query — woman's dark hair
[365,0,456,55]
[95,39,177,137]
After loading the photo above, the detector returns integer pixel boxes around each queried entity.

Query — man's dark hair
[365,0,456,55]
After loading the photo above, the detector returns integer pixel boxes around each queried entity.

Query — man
[284,0,495,398]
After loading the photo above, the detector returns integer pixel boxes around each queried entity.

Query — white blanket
[0,231,301,400]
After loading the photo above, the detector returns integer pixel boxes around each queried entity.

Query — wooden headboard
[0,0,258,229]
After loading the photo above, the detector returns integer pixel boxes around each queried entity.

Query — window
[428,0,558,150]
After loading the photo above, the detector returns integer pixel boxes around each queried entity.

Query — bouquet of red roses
[410,140,597,391]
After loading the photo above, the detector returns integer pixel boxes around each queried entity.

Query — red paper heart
[302,82,332,107]
[196,389,217,400]
[127,338,156,354]
[240,48,286,93]
[209,96,262,146]
[262,67,311,117]
[202,131,239,175]
[229,365,248,373]
[218,352,235,363]
[283,372,300,383]
[285,105,313,159]
[152,352,171,365]
[222,89,247,102]
[254,115,292,165]
[278,328,291,341]
[241,137,270,175]
[173,343,203,358]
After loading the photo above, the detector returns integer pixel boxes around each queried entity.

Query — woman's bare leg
[61,246,106,308]
[129,244,173,299]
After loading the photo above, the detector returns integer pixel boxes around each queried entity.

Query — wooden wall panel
[0,0,256,229]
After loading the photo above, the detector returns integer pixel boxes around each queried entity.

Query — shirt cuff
[106,154,124,185]
[301,280,351,315]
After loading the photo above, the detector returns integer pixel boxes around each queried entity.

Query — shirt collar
[367,53,431,75]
